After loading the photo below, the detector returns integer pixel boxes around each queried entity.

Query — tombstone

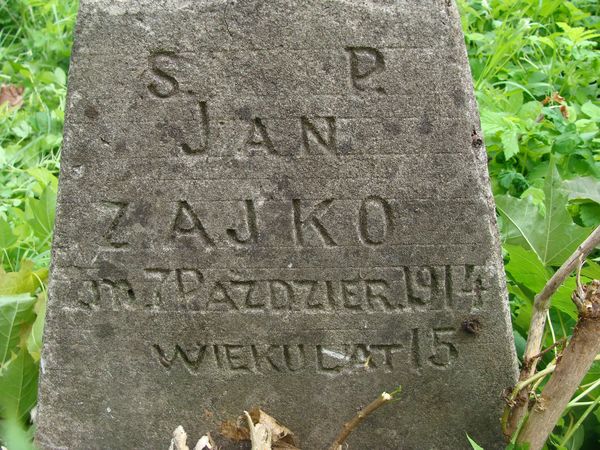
[37,0,518,448]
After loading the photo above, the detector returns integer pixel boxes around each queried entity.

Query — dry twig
[505,226,600,436]
[517,279,600,449]
[328,387,401,450]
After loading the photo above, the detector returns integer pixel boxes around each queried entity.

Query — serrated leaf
[0,294,37,365]
[496,163,593,266]
[0,348,39,423]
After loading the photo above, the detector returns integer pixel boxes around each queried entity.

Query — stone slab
[37,1,518,448]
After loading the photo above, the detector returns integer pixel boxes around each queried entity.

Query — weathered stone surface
[37,1,517,448]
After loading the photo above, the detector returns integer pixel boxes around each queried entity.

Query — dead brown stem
[517,280,600,449]
[505,226,600,437]
[328,389,400,450]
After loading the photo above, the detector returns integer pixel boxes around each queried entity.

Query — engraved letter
[225,345,252,372]
[148,52,179,98]
[269,280,294,309]
[171,200,215,247]
[176,268,204,295]
[346,47,386,93]
[181,100,210,155]
[359,196,393,246]
[226,200,258,245]
[153,344,207,373]
[292,199,337,246]
[301,116,337,155]
[207,282,238,310]
[366,280,394,310]
[244,118,277,154]
[103,201,129,248]
[428,328,458,368]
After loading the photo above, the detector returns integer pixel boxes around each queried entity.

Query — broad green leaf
[496,164,593,266]
[0,261,48,295]
[579,203,600,227]
[505,245,551,292]
[26,292,47,362]
[0,218,17,249]
[496,195,540,251]
[0,294,36,365]
[501,130,519,159]
[25,185,57,242]
[552,277,578,319]
[0,415,36,450]
[25,167,58,192]
[540,165,593,265]
[504,245,577,319]
[581,261,600,280]
[0,348,38,423]
[581,101,600,120]
[518,100,542,121]
[564,177,600,204]
[507,284,532,331]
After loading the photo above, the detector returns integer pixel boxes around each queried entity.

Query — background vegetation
[0,0,598,448]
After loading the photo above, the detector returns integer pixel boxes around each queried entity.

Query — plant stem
[328,388,400,450]
[517,280,600,449]
[505,226,600,437]
[568,376,600,406]
[560,388,600,445]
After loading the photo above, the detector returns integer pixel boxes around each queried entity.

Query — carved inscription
[147,52,179,98]
[145,47,391,157]
[300,116,337,155]
[90,45,497,386]
[102,201,129,248]
[153,327,458,374]
[346,47,386,93]
[358,196,393,246]
[180,100,210,154]
[73,265,491,312]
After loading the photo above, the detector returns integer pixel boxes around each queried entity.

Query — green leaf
[496,164,593,266]
[581,101,600,120]
[513,329,526,360]
[0,261,48,295]
[466,434,484,450]
[25,185,57,242]
[579,203,600,227]
[504,245,577,319]
[501,130,520,160]
[0,294,36,365]
[505,245,551,292]
[507,284,532,330]
[0,219,18,249]
[564,177,600,204]
[0,415,36,450]
[581,261,600,280]
[0,348,39,423]
[26,292,47,362]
